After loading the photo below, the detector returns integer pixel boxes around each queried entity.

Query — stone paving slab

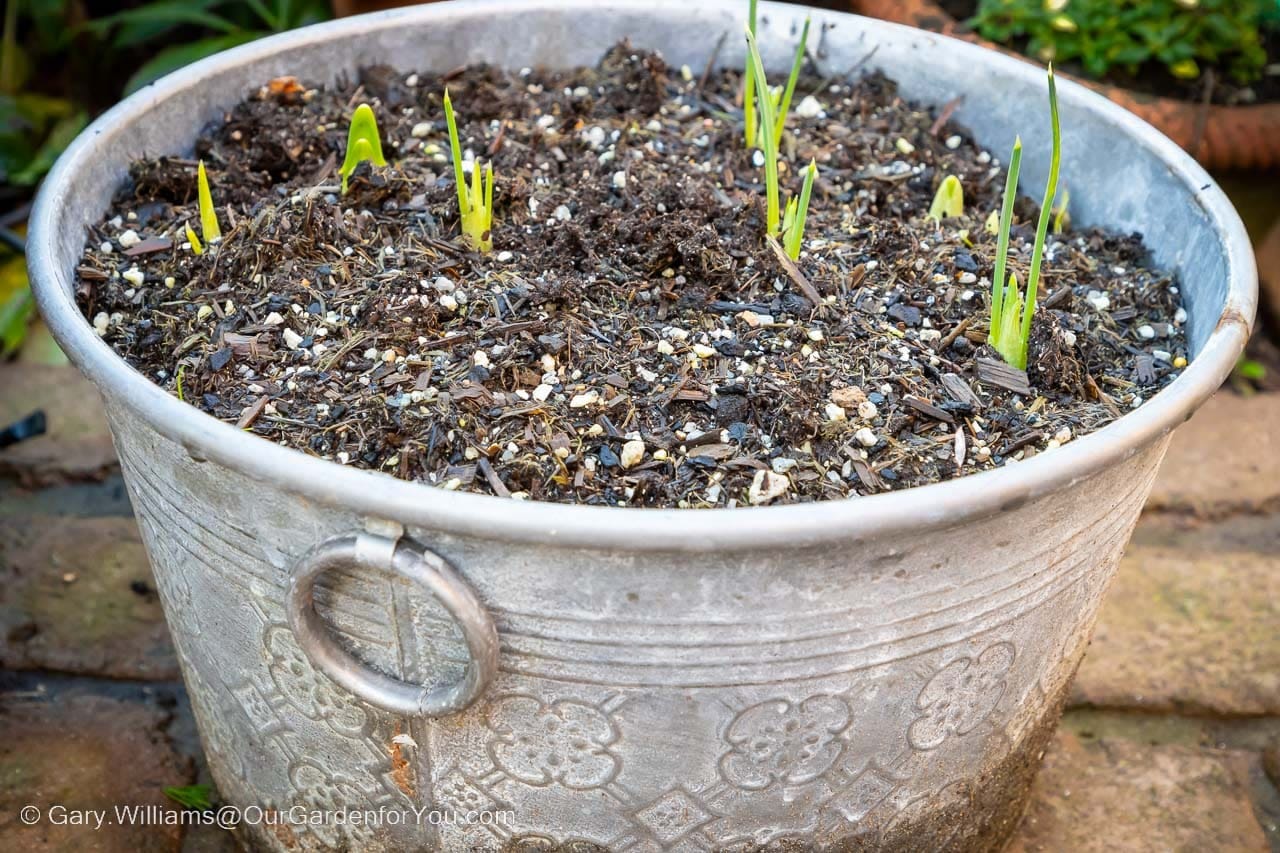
[0,364,117,487]
[0,679,193,853]
[1059,710,1280,847]
[0,514,178,680]
[1147,391,1280,517]
[1071,512,1280,716]
[1008,731,1270,852]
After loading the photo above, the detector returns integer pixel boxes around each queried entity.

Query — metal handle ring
[286,532,499,717]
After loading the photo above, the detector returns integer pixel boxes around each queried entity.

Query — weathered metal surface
[28,1,1255,850]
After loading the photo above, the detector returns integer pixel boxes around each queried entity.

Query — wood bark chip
[976,358,1032,396]
[940,373,984,409]
[904,395,955,424]
[766,235,824,310]
[123,237,172,256]
[236,395,268,429]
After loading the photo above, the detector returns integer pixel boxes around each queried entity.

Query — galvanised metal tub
[29,1,1255,850]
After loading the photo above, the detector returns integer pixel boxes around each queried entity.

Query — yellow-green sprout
[927,175,964,222]
[185,223,203,255]
[988,66,1062,371]
[1052,187,1070,234]
[197,160,220,244]
[338,104,387,194]
[443,89,494,252]
[782,159,817,260]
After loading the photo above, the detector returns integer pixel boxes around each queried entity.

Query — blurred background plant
[0,0,330,359]
[969,0,1277,85]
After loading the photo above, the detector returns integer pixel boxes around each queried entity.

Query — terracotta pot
[331,0,424,15]
[1259,218,1280,328]
[852,0,1280,171]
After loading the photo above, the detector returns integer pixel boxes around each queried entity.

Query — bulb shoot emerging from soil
[988,64,1061,371]
[782,159,818,260]
[928,174,965,222]
[745,30,817,259]
[443,89,495,252]
[1053,187,1071,234]
[338,103,388,195]
[196,160,220,246]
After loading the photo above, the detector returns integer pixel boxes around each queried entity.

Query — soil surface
[940,0,1280,107]
[76,44,1188,508]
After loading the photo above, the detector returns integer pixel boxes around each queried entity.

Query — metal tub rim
[28,0,1256,554]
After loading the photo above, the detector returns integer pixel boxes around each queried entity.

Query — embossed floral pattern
[289,759,374,847]
[179,652,248,783]
[486,695,620,790]
[264,625,367,734]
[437,769,497,814]
[719,695,851,791]
[908,642,1015,750]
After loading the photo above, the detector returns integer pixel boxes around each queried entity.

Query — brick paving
[1,367,1276,851]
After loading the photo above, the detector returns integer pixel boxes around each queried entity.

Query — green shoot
[338,104,387,195]
[743,0,759,149]
[185,223,203,256]
[987,65,1062,371]
[927,175,964,222]
[745,29,781,237]
[163,784,212,810]
[988,137,1022,361]
[1052,187,1071,233]
[742,5,810,151]
[782,159,817,260]
[196,160,220,244]
[771,17,810,149]
[988,139,1025,368]
[746,33,819,259]
[443,90,495,253]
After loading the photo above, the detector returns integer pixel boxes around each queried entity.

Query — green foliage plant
[970,0,1270,85]
[88,0,331,95]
